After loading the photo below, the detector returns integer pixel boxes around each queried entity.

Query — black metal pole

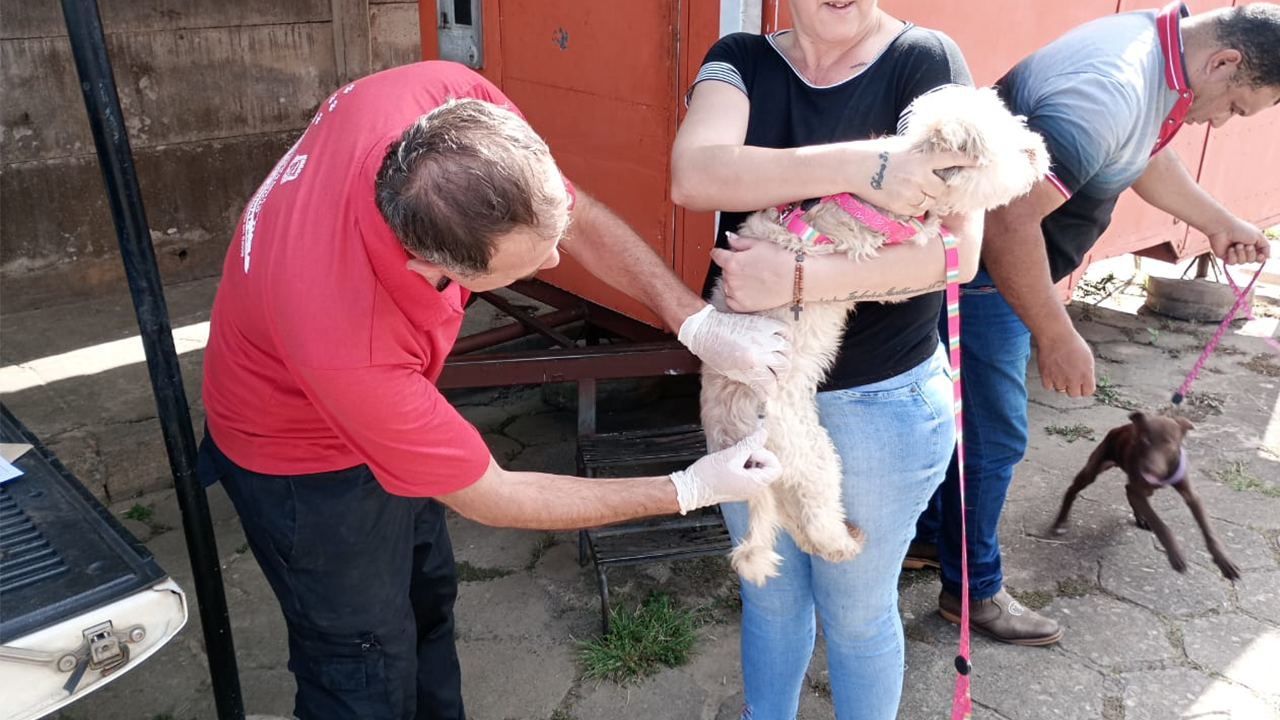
[57,2,246,718]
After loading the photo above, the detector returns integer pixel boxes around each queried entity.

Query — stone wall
[0,0,421,312]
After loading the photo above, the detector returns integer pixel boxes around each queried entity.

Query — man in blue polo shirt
[909,2,1279,645]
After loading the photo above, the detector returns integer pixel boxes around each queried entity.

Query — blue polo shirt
[996,6,1187,281]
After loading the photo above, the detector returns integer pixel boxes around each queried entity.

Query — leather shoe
[902,541,940,570]
[938,587,1062,646]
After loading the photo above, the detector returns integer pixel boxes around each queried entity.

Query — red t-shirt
[202,61,516,496]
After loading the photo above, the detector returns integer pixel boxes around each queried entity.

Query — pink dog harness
[776,193,928,247]
[1141,445,1187,487]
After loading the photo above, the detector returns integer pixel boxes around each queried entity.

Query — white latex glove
[678,305,791,398]
[669,428,781,514]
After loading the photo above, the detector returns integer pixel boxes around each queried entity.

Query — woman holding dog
[671,2,983,719]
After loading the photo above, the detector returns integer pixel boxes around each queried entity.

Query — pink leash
[1223,266,1280,356]
[1172,263,1267,404]
[941,229,972,720]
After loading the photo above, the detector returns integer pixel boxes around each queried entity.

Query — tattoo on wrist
[821,281,945,303]
[870,151,889,191]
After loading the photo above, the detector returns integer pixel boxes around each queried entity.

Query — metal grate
[0,485,68,594]
[576,423,732,632]
[578,423,709,470]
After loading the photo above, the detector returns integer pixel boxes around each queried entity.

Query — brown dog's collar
[1142,445,1187,487]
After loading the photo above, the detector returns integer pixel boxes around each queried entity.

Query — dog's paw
[845,520,864,543]
[790,519,866,563]
[1049,522,1068,537]
[1215,555,1242,582]
[840,521,866,557]
[731,545,783,587]
[808,524,865,564]
[816,538,865,564]
[1134,514,1152,532]
[1167,551,1188,574]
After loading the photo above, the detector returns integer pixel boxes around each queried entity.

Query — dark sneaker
[902,541,940,570]
[938,587,1062,646]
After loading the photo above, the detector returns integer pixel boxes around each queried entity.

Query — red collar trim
[1152,2,1193,156]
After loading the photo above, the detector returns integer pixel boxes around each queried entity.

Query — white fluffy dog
[702,85,1049,586]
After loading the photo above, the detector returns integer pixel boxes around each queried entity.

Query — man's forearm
[983,237,1071,342]
[1130,149,1232,234]
[441,464,678,530]
[563,191,705,331]
[980,201,1075,343]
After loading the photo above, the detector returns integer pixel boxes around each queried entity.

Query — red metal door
[423,0,719,327]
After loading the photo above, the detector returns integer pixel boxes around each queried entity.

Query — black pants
[198,432,465,720]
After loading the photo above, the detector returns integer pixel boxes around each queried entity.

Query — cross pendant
[791,303,802,321]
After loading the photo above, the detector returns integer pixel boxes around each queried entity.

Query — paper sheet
[0,443,31,483]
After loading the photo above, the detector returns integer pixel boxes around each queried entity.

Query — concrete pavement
[2,256,1277,720]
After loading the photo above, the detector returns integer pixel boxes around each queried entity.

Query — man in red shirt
[197,61,788,720]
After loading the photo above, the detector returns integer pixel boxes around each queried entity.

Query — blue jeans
[198,432,466,720]
[721,344,954,720]
[916,268,1032,599]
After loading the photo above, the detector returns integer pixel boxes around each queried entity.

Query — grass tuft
[1045,423,1096,443]
[578,591,696,684]
[1240,353,1280,378]
[1182,390,1225,418]
[455,561,513,582]
[124,504,153,522]
[1011,589,1054,610]
[691,590,742,626]
[1094,375,1139,410]
[1073,271,1122,302]
[526,531,557,570]
[1215,460,1280,498]
[808,676,833,699]
[1057,575,1098,598]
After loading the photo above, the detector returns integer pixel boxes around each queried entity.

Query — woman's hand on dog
[855,136,979,217]
[711,234,795,313]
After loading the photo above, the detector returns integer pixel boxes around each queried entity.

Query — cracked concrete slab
[5,254,1276,720]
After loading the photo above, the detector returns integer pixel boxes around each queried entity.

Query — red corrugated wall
[422,0,1279,323]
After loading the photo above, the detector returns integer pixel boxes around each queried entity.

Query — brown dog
[1050,410,1241,581]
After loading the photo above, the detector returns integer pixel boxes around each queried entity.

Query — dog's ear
[1175,416,1195,434]
[1128,410,1148,426]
